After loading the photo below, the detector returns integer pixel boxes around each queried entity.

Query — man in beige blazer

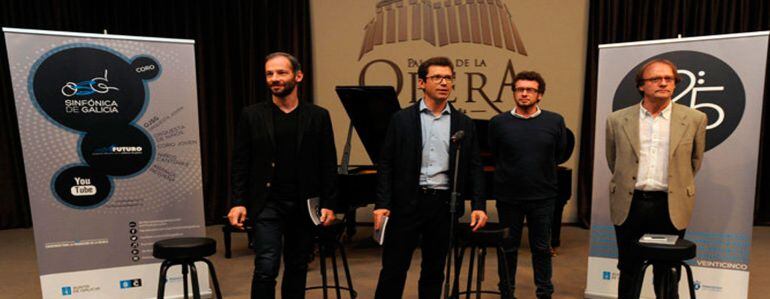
[605,59,707,299]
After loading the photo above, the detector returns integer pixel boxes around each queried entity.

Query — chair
[221,216,254,258]
[153,237,222,299]
[451,222,512,298]
[633,239,697,299]
[305,220,357,298]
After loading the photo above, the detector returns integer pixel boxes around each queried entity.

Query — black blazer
[375,101,485,217]
[230,101,338,215]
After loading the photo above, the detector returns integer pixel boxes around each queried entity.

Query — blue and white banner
[586,32,768,299]
[4,28,207,298]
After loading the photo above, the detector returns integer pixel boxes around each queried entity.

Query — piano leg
[344,206,357,239]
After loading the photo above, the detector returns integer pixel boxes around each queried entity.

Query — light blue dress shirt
[418,99,451,190]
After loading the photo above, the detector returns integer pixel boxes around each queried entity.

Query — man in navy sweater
[489,71,568,299]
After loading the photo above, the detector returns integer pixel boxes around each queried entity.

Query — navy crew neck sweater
[488,110,567,201]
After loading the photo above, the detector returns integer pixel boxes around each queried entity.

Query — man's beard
[516,98,539,108]
[270,80,297,97]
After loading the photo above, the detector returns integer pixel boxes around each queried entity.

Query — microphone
[451,130,465,144]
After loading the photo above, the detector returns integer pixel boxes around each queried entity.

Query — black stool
[153,237,223,299]
[305,220,357,299]
[633,239,697,299]
[221,216,254,258]
[451,223,512,298]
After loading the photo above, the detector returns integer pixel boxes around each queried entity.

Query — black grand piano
[335,86,399,238]
[335,86,574,237]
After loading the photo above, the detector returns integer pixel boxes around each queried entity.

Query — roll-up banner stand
[587,31,769,298]
[3,28,207,298]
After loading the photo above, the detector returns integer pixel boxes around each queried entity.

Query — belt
[418,187,450,197]
[633,190,667,200]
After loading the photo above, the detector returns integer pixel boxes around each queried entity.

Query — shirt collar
[639,101,672,120]
[511,105,541,119]
[419,99,451,115]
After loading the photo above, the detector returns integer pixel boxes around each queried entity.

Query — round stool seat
[456,222,510,247]
[153,237,216,260]
[638,239,696,262]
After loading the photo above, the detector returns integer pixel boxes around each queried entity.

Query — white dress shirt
[635,102,671,191]
[511,105,542,119]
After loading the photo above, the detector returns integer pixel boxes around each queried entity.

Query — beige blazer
[605,102,707,230]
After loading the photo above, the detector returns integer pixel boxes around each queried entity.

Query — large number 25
[672,69,724,130]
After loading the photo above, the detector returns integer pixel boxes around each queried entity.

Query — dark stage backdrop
[577,0,770,227]
[0,0,314,229]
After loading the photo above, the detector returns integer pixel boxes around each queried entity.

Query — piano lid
[335,86,401,165]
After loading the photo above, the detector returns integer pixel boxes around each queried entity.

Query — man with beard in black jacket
[227,52,337,299]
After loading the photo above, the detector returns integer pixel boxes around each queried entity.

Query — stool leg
[337,242,357,298]
[497,246,513,299]
[654,263,675,299]
[157,260,172,299]
[633,262,652,299]
[201,258,223,299]
[222,226,232,259]
[476,248,486,299]
[681,262,696,299]
[330,246,342,299]
[189,263,201,299]
[182,264,189,299]
[465,247,476,299]
[319,243,329,299]
[452,246,466,298]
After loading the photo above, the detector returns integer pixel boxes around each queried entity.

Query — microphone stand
[443,139,462,299]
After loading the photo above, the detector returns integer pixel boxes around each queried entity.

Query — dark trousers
[614,191,686,299]
[250,199,315,299]
[497,198,555,299]
[374,191,451,299]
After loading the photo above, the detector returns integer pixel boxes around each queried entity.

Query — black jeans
[250,199,315,299]
[374,191,451,299]
[497,198,555,299]
[614,191,686,299]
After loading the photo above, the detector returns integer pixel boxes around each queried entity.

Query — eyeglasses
[513,87,539,94]
[426,75,455,83]
[642,76,677,84]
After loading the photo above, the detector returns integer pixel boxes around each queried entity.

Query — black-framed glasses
[426,75,455,83]
[642,76,677,84]
[513,87,539,94]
